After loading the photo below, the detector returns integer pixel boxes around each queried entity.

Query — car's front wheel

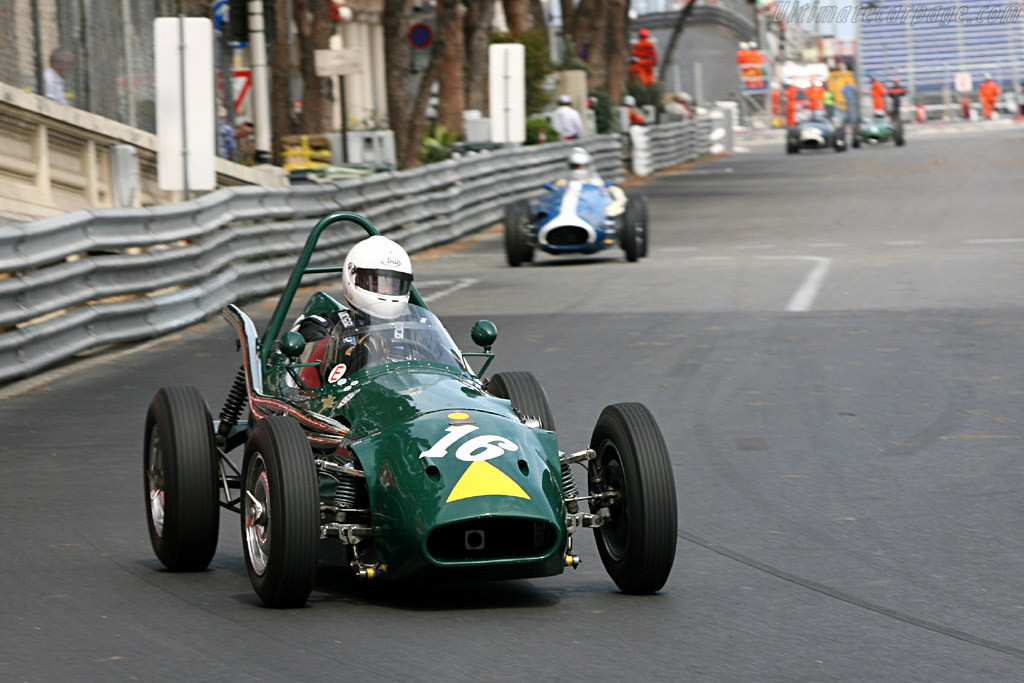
[241,416,319,608]
[504,200,534,267]
[589,403,677,594]
[621,196,643,262]
[144,385,219,572]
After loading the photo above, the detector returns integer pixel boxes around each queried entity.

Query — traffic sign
[212,0,229,33]
[314,49,362,77]
[409,23,433,49]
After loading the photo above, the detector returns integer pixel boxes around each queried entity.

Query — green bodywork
[229,211,568,581]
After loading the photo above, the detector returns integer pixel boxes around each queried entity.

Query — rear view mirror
[471,320,498,350]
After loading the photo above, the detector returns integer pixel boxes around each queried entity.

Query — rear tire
[621,198,641,262]
[487,371,555,430]
[504,200,533,267]
[242,416,319,608]
[144,386,219,572]
[589,403,677,594]
[894,122,905,146]
[852,123,861,148]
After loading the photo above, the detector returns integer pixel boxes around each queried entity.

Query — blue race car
[503,180,648,266]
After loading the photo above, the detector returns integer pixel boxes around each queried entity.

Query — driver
[293,234,414,347]
[555,147,627,218]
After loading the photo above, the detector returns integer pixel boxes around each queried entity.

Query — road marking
[757,256,832,312]
[419,278,479,303]
[884,240,924,246]
[965,238,1024,244]
[809,242,846,248]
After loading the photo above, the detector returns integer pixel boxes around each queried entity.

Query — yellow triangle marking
[446,460,531,503]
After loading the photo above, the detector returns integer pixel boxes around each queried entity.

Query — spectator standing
[218,107,238,161]
[978,74,1001,119]
[236,121,256,165]
[631,28,658,87]
[551,94,583,141]
[870,76,887,117]
[888,79,907,121]
[44,49,75,105]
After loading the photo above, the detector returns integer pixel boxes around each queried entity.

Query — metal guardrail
[630,111,730,176]
[0,136,623,383]
[0,118,719,384]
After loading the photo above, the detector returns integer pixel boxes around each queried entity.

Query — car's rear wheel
[894,122,905,146]
[631,193,650,257]
[242,416,319,608]
[504,200,533,267]
[589,403,677,594]
[621,197,642,262]
[852,123,862,148]
[487,371,555,430]
[144,385,219,572]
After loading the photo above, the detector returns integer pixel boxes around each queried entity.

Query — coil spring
[561,462,579,499]
[217,366,247,444]
[334,474,361,509]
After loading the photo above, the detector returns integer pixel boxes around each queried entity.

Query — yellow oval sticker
[447,412,470,420]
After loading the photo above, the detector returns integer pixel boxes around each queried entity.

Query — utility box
[327,130,396,168]
[110,145,139,208]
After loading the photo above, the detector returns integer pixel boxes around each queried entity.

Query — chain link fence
[0,1,182,134]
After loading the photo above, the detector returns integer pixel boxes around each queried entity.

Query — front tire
[487,371,555,430]
[242,416,319,608]
[504,200,534,267]
[144,386,219,572]
[589,403,677,594]
[894,122,905,146]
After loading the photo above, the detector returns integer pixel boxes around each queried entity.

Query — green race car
[851,117,906,148]
[143,211,678,607]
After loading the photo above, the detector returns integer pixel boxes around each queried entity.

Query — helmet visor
[353,268,412,297]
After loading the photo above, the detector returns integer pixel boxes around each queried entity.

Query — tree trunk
[560,0,574,47]
[292,0,332,133]
[400,0,458,168]
[657,0,698,87]
[437,1,465,137]
[527,0,549,56]
[570,0,596,63]
[269,0,292,163]
[464,0,494,112]
[503,0,528,35]
[583,0,608,91]
[383,0,413,166]
[605,0,628,104]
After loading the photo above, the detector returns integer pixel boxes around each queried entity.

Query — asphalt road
[2,125,1024,682]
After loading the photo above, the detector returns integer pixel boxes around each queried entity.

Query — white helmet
[568,147,592,168]
[558,94,572,105]
[623,95,637,107]
[342,235,413,320]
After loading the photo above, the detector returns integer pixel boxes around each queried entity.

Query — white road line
[884,240,924,246]
[419,278,479,303]
[757,256,832,312]
[965,238,1024,244]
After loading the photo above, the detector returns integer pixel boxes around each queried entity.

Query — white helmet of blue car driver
[342,235,414,320]
[568,147,592,169]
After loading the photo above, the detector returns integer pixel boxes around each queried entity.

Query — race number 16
[420,424,519,462]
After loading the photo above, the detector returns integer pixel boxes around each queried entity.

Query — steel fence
[0,136,623,383]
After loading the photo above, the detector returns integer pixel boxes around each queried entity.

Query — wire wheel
[143,385,219,572]
[241,416,319,608]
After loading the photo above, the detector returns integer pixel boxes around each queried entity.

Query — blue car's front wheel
[504,200,534,267]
